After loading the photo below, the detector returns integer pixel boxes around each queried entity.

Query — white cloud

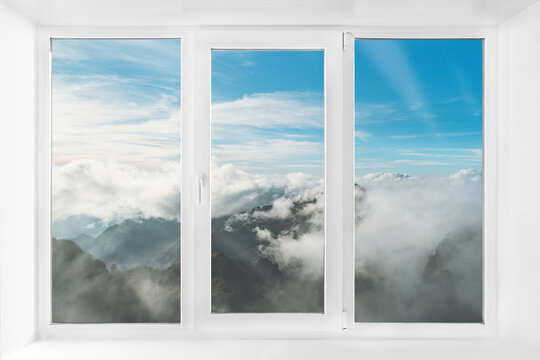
[53,39,181,74]
[361,172,412,182]
[211,159,324,218]
[393,159,449,166]
[355,130,370,141]
[211,159,275,217]
[355,171,482,263]
[52,159,181,223]
[212,91,323,128]
[355,102,399,124]
[253,197,293,219]
[354,170,482,318]
[52,76,180,168]
[253,189,325,279]
[259,228,324,279]
[286,172,318,190]
[396,149,482,162]
[213,138,322,164]
[388,131,481,140]
[210,91,324,178]
[449,168,482,183]
[408,101,424,111]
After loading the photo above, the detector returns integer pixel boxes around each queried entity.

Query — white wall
[0,2,36,358]
[2,0,540,358]
[498,0,540,345]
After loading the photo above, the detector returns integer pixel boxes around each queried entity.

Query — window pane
[51,39,181,323]
[211,50,325,313]
[354,39,483,322]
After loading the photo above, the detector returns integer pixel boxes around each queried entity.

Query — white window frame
[35,26,498,340]
[192,30,343,333]
[341,27,498,338]
[36,27,196,339]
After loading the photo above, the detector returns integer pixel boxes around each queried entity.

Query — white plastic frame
[341,27,498,338]
[192,30,343,333]
[34,26,498,340]
[36,27,196,339]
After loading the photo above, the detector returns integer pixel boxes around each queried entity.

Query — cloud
[212,91,323,129]
[354,169,483,322]
[253,198,293,219]
[361,172,412,182]
[355,130,370,141]
[396,149,482,162]
[355,102,400,124]
[388,131,481,140]
[53,39,181,76]
[211,158,278,217]
[393,159,449,166]
[52,159,181,223]
[212,138,323,170]
[257,223,324,280]
[52,77,181,168]
[211,91,324,178]
[449,168,482,182]
[212,158,324,217]
[212,160,325,282]
[408,101,424,111]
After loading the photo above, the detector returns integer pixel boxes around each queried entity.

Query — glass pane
[354,39,483,322]
[51,39,181,323]
[211,50,325,313]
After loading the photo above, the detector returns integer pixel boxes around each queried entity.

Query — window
[50,39,181,323]
[210,50,325,313]
[353,39,484,323]
[37,29,497,337]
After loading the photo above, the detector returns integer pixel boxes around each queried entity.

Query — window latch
[342,310,349,331]
[198,174,206,205]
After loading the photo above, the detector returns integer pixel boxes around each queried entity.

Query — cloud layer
[211,158,323,218]
[52,160,181,223]
[354,169,483,322]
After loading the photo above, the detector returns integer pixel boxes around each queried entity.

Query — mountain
[52,238,180,323]
[212,196,320,262]
[83,217,180,270]
[211,193,325,313]
[72,233,94,251]
[52,215,110,239]
[211,252,283,313]
[354,225,483,323]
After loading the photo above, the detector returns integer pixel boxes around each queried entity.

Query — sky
[212,50,325,180]
[355,39,483,176]
[50,39,482,227]
[51,39,181,168]
[51,39,182,228]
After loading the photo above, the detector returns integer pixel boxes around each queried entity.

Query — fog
[52,157,481,321]
[211,162,325,312]
[354,170,483,322]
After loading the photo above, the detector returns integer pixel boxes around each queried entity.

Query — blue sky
[212,50,325,180]
[51,39,181,168]
[51,39,482,180]
[52,39,181,109]
[355,39,483,176]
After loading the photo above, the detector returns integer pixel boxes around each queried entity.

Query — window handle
[198,174,206,205]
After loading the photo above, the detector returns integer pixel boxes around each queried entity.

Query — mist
[354,170,483,322]
[211,163,325,313]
